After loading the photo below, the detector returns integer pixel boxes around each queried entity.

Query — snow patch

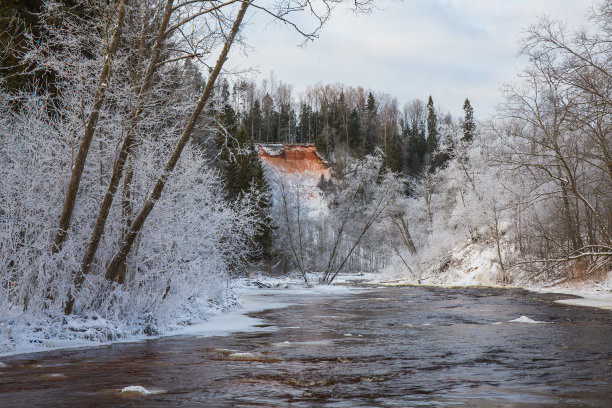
[508,316,549,324]
[228,352,256,359]
[555,297,612,310]
[531,279,612,310]
[121,386,152,395]
[271,339,333,347]
[0,362,8,368]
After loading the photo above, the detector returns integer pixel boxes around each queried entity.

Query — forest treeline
[213,76,474,177]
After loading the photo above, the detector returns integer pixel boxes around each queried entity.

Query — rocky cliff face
[257,144,330,178]
[257,144,330,218]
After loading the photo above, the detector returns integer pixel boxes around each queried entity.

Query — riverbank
[1,271,610,358]
[247,270,612,311]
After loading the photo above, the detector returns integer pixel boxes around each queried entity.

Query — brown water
[1,286,611,407]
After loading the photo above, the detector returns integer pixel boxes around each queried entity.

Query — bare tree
[499,4,612,277]
[270,154,404,284]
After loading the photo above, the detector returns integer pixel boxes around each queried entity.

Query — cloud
[229,0,593,118]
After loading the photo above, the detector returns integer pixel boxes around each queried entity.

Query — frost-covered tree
[426,95,438,160]
[462,98,475,143]
[498,2,611,278]
[269,154,405,284]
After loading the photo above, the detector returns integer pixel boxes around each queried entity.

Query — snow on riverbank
[532,274,612,310]
[0,277,369,358]
[1,269,609,358]
[0,281,278,357]
[371,231,612,311]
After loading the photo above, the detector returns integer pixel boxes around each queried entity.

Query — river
[1,285,611,407]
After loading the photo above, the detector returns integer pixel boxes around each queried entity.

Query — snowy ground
[531,275,612,310]
[372,239,612,311]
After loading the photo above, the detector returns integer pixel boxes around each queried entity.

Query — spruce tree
[262,92,274,143]
[216,120,273,261]
[385,133,403,173]
[426,95,438,156]
[245,99,262,141]
[462,98,475,143]
[297,103,311,143]
[364,92,377,155]
[347,108,362,151]
[405,124,427,176]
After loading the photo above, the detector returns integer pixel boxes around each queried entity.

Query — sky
[228,0,594,119]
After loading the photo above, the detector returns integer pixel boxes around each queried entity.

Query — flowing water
[1,285,611,407]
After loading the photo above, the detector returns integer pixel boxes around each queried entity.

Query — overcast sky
[228,0,594,119]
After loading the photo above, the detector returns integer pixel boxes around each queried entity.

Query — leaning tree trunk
[63,0,174,315]
[52,0,127,254]
[105,0,251,283]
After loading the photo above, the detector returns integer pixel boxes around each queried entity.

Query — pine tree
[245,99,262,141]
[261,92,274,143]
[405,124,427,176]
[462,98,475,143]
[385,133,403,173]
[221,78,231,103]
[215,103,237,158]
[297,103,311,143]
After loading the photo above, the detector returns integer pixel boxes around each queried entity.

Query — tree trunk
[52,0,127,254]
[105,0,251,283]
[63,0,174,315]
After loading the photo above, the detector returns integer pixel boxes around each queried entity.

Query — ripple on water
[270,339,334,348]
[1,286,610,407]
[206,349,282,362]
[41,373,66,380]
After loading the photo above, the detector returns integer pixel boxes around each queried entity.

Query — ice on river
[492,315,550,324]
[122,386,151,394]
[509,315,549,323]
[120,385,166,395]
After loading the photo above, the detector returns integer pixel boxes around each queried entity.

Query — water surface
[1,286,611,407]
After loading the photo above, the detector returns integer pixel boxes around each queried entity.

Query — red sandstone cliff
[257,144,331,177]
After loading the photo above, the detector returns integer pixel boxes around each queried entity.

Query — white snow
[507,316,549,324]
[259,144,285,157]
[555,297,612,310]
[121,386,151,395]
[531,274,612,310]
[228,352,256,359]
[271,339,333,347]
[0,362,8,368]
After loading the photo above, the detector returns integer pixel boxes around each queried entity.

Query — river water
[1,285,611,407]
